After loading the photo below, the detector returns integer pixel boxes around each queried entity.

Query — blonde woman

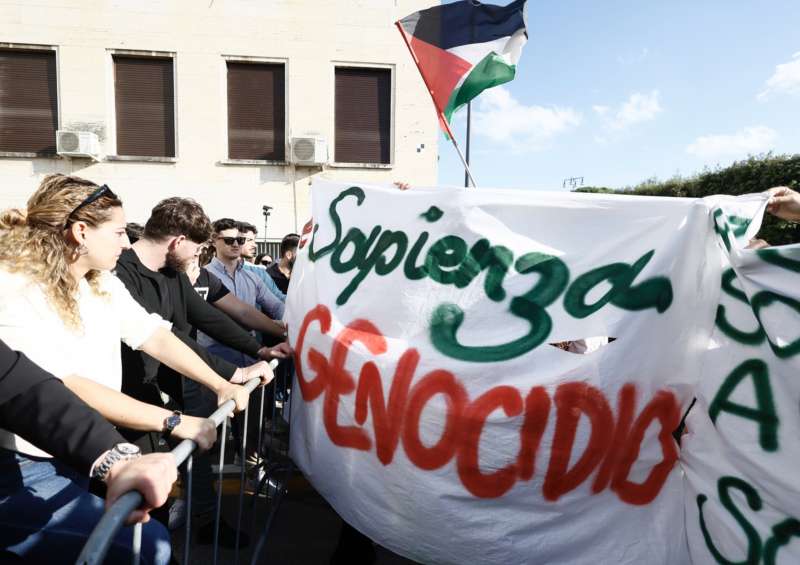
[0,174,269,563]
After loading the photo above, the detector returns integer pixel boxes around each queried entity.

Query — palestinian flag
[396,0,528,135]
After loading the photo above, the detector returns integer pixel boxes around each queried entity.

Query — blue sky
[435,0,800,190]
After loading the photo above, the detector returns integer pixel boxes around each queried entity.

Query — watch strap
[91,443,141,482]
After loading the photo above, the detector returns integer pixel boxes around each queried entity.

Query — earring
[76,243,89,256]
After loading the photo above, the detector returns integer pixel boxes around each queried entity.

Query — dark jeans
[0,449,170,564]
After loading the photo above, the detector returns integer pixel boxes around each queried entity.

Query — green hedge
[575,153,800,246]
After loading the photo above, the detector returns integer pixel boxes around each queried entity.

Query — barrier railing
[76,360,292,565]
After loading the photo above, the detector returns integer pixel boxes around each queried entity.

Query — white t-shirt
[0,268,169,457]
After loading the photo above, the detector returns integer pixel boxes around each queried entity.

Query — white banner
[682,199,800,564]
[286,181,743,564]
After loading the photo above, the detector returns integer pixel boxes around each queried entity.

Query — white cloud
[592,105,610,116]
[758,52,800,101]
[608,90,662,130]
[472,86,581,151]
[686,126,777,159]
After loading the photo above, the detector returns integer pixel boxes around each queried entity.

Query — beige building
[0,0,439,242]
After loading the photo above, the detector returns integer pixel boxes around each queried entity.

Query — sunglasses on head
[64,184,117,229]
[218,236,246,246]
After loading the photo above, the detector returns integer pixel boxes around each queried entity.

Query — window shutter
[0,49,58,154]
[227,62,285,161]
[335,67,391,164]
[114,56,175,157]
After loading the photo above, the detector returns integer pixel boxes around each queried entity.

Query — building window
[227,61,285,161]
[0,49,58,155]
[113,55,175,158]
[334,67,391,164]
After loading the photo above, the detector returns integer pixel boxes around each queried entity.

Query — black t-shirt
[266,262,290,294]
[194,268,230,303]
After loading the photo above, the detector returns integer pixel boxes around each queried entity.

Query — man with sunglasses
[202,218,284,368]
[201,219,286,472]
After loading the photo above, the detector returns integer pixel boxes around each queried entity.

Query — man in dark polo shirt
[266,233,299,295]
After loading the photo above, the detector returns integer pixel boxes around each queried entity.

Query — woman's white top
[0,268,169,457]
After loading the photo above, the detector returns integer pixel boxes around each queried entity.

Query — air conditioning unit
[290,136,327,166]
[56,130,100,159]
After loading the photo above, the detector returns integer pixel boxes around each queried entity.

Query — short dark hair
[126,222,145,244]
[236,221,257,234]
[144,197,212,244]
[212,218,238,234]
[280,233,300,257]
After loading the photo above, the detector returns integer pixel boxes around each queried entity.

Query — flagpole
[450,124,477,188]
[464,0,475,189]
[464,102,471,188]
[436,97,476,188]
[395,21,477,188]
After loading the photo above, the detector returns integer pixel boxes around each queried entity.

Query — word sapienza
[295,305,682,504]
[307,186,674,362]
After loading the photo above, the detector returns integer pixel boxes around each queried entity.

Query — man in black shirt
[116,197,288,546]
[266,233,300,295]
[193,266,228,303]
[115,198,285,436]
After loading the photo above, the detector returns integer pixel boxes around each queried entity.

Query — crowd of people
[0,174,798,564]
[0,174,298,563]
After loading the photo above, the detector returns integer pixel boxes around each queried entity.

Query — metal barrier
[76,360,293,565]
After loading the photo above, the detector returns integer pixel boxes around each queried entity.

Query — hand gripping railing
[75,371,273,565]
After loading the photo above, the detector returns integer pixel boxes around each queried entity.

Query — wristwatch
[91,442,141,482]
[162,410,182,439]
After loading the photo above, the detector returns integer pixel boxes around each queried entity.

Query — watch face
[166,413,181,430]
[117,443,140,455]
